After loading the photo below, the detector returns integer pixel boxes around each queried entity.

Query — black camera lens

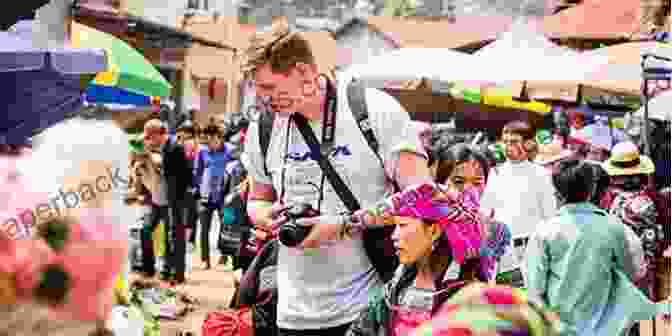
[278,203,318,247]
[279,219,313,247]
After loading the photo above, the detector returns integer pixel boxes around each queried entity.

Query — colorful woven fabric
[412,283,559,336]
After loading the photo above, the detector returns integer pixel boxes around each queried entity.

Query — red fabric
[202,307,254,336]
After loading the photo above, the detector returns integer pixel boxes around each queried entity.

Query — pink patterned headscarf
[371,183,483,265]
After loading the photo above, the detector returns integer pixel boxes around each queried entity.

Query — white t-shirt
[243,81,425,329]
[480,160,557,272]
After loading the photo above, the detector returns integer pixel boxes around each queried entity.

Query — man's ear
[524,139,536,151]
[431,224,442,241]
[295,62,317,78]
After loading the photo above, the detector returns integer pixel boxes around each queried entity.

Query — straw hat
[535,143,573,166]
[602,142,655,176]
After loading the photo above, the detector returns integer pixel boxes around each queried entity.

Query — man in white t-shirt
[241,23,431,336]
[480,120,556,287]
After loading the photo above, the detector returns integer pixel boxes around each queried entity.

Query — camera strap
[292,77,361,212]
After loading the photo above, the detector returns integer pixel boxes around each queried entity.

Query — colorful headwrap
[412,284,561,336]
[368,183,483,265]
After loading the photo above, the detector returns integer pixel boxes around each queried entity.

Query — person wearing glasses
[479,121,556,288]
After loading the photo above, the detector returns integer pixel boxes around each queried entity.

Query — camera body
[278,203,320,247]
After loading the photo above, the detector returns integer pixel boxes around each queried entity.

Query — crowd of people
[124,24,671,336]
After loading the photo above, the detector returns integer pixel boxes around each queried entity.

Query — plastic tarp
[1,23,107,143]
[1,70,85,144]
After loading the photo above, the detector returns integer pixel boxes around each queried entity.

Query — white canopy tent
[472,20,606,82]
[340,47,480,90]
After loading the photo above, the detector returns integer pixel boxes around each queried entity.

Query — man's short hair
[552,159,596,203]
[242,21,316,75]
[144,119,166,133]
[502,120,535,140]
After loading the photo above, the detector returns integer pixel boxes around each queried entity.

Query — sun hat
[602,141,655,176]
[535,142,573,166]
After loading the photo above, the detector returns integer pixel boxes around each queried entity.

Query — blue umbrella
[0,29,107,144]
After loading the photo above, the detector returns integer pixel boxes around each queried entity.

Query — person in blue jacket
[194,125,236,270]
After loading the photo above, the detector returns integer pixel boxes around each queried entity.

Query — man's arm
[616,220,647,281]
[523,230,550,303]
[366,87,431,189]
[242,121,277,229]
[193,148,204,193]
[539,172,557,220]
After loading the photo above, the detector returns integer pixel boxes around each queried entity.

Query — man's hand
[295,215,345,248]
[266,202,290,232]
[150,153,162,166]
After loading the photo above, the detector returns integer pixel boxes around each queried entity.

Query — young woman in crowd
[429,143,511,278]
[345,183,510,336]
[432,144,490,196]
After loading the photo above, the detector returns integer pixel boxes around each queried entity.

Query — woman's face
[444,160,486,198]
[391,216,438,265]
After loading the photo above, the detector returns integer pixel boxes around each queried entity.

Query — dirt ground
[133,253,236,336]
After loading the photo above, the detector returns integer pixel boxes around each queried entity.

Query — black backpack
[257,79,399,282]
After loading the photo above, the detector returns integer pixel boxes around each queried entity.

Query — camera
[278,203,320,247]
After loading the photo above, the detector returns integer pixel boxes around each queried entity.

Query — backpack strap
[347,79,400,192]
[347,80,383,166]
[258,110,275,177]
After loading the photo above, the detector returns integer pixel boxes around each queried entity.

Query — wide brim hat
[535,143,573,166]
[602,141,655,176]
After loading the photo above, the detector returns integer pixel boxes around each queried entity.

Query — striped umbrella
[71,22,172,105]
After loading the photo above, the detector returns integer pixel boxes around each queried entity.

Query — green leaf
[38,219,70,252]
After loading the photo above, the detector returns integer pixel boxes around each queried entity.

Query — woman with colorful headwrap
[345,183,511,336]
